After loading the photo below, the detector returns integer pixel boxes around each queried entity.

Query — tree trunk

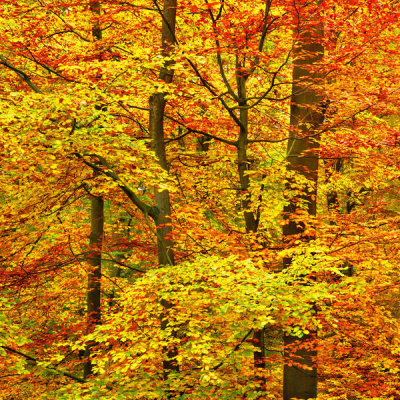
[237,75,259,234]
[84,1,104,379]
[149,0,177,267]
[149,0,179,381]
[282,1,324,399]
[236,72,266,385]
[84,195,104,378]
[149,93,175,266]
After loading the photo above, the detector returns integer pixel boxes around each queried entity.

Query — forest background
[1,0,400,399]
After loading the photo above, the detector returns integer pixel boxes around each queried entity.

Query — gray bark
[282,2,324,399]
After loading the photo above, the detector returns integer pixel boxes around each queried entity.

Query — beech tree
[281,1,324,398]
[1,1,400,399]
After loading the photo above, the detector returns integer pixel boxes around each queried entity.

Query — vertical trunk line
[282,1,324,399]
[236,72,266,386]
[150,0,179,386]
[326,158,343,214]
[84,195,104,378]
[84,1,104,379]
[149,93,175,266]
[150,0,177,267]
[237,75,258,234]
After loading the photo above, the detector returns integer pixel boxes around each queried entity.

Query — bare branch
[204,0,239,102]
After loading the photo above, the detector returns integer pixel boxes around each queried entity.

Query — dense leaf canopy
[1,1,400,399]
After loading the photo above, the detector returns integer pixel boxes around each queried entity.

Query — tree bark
[84,195,104,378]
[149,0,177,267]
[149,0,179,381]
[84,1,104,379]
[236,71,266,386]
[149,93,175,266]
[282,1,324,399]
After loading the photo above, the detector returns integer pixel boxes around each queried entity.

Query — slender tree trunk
[84,1,104,379]
[149,0,176,267]
[236,72,266,385]
[90,1,102,40]
[237,75,259,234]
[325,159,354,277]
[84,195,104,378]
[326,159,343,213]
[149,0,179,380]
[108,214,132,308]
[149,91,175,266]
[282,1,324,399]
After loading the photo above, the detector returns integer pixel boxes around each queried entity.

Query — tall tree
[1,1,400,399]
[149,0,179,383]
[282,1,324,398]
[83,1,105,378]
[149,0,177,266]
[84,195,104,378]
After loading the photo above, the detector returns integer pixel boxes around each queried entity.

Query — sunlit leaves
[1,0,400,399]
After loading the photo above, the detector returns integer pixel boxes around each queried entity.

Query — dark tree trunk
[282,1,324,399]
[149,0,177,267]
[236,72,266,387]
[149,92,175,267]
[84,195,104,378]
[149,0,179,381]
[84,1,104,379]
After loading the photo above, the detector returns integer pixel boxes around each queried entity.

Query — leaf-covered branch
[73,152,159,222]
[0,55,42,93]
[1,346,85,383]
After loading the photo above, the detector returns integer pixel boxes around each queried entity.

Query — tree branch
[73,153,159,222]
[1,346,85,383]
[0,55,42,93]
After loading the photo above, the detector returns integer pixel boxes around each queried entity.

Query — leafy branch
[0,55,42,94]
[73,152,159,222]
[1,346,85,383]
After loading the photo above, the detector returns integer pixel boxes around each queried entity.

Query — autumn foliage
[1,1,400,399]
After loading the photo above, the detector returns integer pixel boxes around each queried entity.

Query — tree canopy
[1,1,400,399]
